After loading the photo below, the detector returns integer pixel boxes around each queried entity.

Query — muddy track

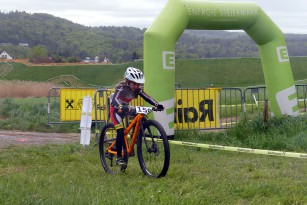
[0,130,81,149]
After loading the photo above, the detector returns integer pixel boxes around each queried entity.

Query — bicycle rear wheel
[137,120,170,178]
[99,123,122,174]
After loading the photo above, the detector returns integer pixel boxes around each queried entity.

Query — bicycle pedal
[105,152,114,160]
[120,164,127,172]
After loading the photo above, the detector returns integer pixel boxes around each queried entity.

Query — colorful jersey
[110,81,158,107]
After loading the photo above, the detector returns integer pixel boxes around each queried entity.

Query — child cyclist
[110,67,164,169]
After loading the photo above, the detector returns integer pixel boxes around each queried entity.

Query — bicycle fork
[140,120,159,154]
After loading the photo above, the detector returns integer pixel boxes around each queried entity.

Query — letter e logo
[275,85,299,116]
[162,51,175,69]
[153,98,175,136]
[276,46,289,63]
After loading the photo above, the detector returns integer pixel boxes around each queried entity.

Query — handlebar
[117,106,164,115]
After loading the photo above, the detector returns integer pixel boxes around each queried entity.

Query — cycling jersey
[110,81,158,129]
[110,81,157,108]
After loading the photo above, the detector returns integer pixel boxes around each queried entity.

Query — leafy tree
[66,56,80,63]
[132,51,139,61]
[28,44,48,62]
[0,11,306,63]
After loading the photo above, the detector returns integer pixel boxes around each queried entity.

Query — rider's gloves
[119,105,130,113]
[156,104,164,110]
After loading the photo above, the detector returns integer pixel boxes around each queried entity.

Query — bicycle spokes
[148,143,159,155]
[99,110,170,177]
[137,120,170,178]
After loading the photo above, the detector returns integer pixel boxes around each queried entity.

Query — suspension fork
[139,118,145,140]
[139,118,155,152]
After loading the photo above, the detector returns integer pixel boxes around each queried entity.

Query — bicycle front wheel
[99,123,122,174]
[137,120,170,178]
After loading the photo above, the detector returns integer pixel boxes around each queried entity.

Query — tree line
[0,11,306,63]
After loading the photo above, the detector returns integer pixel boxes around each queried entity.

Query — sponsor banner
[60,88,96,121]
[175,88,221,129]
[60,88,141,121]
[60,88,113,121]
[60,88,221,130]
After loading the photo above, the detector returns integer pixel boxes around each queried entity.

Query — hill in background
[0,11,306,63]
[1,57,307,88]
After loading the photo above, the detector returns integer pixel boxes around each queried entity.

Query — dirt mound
[0,130,81,149]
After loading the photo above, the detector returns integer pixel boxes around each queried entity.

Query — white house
[94,56,99,63]
[103,57,109,63]
[83,57,91,63]
[19,43,29,47]
[0,51,13,59]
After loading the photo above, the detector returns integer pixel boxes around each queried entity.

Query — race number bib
[135,106,152,115]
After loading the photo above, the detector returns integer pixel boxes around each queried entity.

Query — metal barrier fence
[243,86,267,115]
[242,85,307,115]
[296,84,307,113]
[219,88,243,128]
[47,85,307,131]
[47,87,61,125]
[47,87,100,125]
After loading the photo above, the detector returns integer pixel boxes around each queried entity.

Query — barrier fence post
[48,85,307,133]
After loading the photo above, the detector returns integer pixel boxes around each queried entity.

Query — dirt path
[0,130,81,149]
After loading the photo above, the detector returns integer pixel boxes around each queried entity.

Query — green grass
[0,98,79,133]
[2,98,307,204]
[2,56,307,204]
[175,114,307,153]
[1,142,307,204]
[1,56,307,88]
[1,61,143,87]
[175,58,264,87]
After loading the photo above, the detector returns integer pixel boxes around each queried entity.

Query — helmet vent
[124,67,145,83]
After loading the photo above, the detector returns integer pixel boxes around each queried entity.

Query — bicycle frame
[99,106,170,177]
[106,113,144,157]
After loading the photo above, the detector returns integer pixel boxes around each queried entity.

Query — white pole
[253,94,258,107]
[80,95,92,145]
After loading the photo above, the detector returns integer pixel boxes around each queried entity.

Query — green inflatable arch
[144,0,299,136]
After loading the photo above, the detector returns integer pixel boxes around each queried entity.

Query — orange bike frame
[107,113,145,156]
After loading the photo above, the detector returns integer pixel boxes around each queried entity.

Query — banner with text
[175,88,221,130]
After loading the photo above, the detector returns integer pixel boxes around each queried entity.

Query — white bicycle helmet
[124,67,145,84]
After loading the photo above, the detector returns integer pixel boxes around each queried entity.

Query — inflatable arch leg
[144,0,299,136]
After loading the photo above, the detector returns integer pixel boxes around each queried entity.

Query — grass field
[1,58,307,204]
[1,97,307,204]
[0,98,79,133]
[1,57,307,88]
[1,141,307,204]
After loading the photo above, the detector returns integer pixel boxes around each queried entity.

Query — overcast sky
[1,0,306,34]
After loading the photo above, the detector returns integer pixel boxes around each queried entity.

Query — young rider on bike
[109,67,164,168]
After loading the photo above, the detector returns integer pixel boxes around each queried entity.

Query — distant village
[0,43,112,64]
[83,56,111,64]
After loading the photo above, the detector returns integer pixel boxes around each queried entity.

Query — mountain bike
[99,106,170,178]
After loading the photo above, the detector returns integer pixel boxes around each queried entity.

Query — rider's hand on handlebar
[155,104,164,111]
[118,105,130,113]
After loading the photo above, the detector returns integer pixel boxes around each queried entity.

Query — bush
[66,57,81,63]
